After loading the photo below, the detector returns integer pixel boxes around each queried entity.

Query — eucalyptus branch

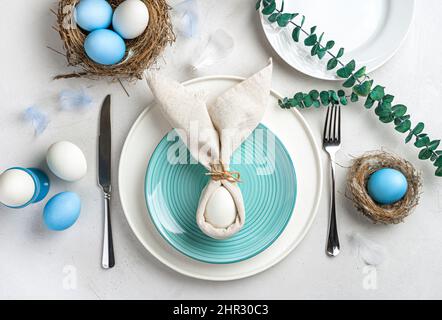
[257,0,442,177]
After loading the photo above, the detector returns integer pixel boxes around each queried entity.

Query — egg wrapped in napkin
[146,60,273,239]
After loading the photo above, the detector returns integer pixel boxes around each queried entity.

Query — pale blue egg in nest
[347,151,422,224]
[74,0,113,32]
[367,168,408,205]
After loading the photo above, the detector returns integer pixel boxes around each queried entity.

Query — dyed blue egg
[75,0,113,32]
[367,168,408,205]
[84,29,126,65]
[43,192,81,231]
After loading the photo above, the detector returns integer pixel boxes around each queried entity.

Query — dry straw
[346,150,422,224]
[54,0,175,80]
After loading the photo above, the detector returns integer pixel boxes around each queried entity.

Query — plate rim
[259,0,416,81]
[144,123,298,264]
[118,75,323,281]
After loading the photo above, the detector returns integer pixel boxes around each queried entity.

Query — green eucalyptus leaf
[317,48,327,59]
[434,156,442,167]
[336,60,355,78]
[337,67,352,78]
[337,90,345,97]
[261,0,276,14]
[310,26,317,34]
[277,13,296,27]
[405,132,414,144]
[383,94,395,103]
[398,115,410,121]
[300,15,306,27]
[350,92,359,102]
[379,113,395,123]
[377,108,393,118]
[412,122,425,135]
[342,76,356,88]
[255,0,261,10]
[304,34,317,46]
[395,119,411,133]
[279,0,284,11]
[292,27,301,42]
[326,40,335,50]
[303,94,313,108]
[329,90,339,104]
[411,136,430,148]
[365,97,375,109]
[436,166,442,177]
[369,85,385,101]
[353,80,374,97]
[311,43,319,56]
[327,58,338,70]
[313,100,321,108]
[337,48,344,58]
[429,140,441,151]
[419,148,433,160]
[294,92,304,102]
[309,90,319,100]
[268,13,279,23]
[320,91,330,105]
[318,32,324,44]
[391,104,407,117]
[353,67,366,79]
[340,96,348,105]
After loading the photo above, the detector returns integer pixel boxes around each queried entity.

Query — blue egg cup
[4,167,50,209]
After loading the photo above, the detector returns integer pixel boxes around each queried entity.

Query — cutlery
[323,105,341,257]
[98,95,115,269]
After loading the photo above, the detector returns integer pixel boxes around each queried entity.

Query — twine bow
[206,162,241,183]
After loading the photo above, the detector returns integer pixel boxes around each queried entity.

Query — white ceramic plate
[119,76,323,281]
[260,0,415,80]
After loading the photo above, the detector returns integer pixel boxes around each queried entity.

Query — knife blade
[98,94,115,269]
[99,95,112,190]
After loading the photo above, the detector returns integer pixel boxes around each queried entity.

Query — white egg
[204,187,237,229]
[112,0,149,40]
[0,169,35,207]
[46,141,87,182]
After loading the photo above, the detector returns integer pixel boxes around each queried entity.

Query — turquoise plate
[145,124,297,264]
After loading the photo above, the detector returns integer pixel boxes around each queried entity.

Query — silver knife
[98,95,115,269]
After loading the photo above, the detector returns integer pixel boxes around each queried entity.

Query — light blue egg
[84,29,126,65]
[75,0,113,32]
[367,168,408,205]
[43,192,81,231]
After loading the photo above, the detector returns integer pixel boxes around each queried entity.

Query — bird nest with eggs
[346,150,423,224]
[53,0,175,81]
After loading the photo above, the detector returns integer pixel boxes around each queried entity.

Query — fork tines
[323,105,341,145]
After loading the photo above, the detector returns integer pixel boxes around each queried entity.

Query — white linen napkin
[146,60,273,239]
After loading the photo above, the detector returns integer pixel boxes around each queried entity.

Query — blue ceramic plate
[145,124,297,264]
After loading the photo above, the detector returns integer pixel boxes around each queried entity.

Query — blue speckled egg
[75,0,113,32]
[43,192,81,231]
[367,168,408,205]
[84,29,126,65]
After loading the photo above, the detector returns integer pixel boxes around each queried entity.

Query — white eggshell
[46,141,87,182]
[0,169,35,207]
[113,0,150,40]
[204,187,237,229]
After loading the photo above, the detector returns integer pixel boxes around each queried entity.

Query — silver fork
[323,105,341,257]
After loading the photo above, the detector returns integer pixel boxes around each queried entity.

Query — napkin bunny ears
[146,60,273,239]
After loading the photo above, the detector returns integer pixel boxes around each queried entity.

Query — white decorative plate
[119,76,323,281]
[260,0,415,80]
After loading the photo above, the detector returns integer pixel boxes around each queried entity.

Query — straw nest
[54,0,175,80]
[346,150,422,224]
